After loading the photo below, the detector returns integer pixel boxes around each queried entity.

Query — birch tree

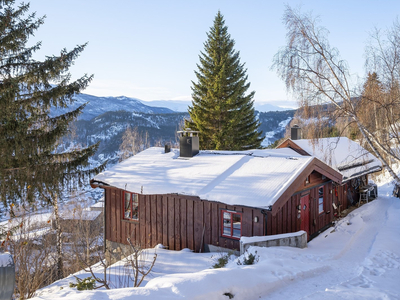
[119,126,149,162]
[272,6,400,184]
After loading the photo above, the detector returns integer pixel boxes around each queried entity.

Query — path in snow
[262,193,400,300]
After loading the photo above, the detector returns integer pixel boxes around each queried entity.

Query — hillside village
[1,1,400,300]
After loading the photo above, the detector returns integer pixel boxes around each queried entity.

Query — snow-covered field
[31,178,400,300]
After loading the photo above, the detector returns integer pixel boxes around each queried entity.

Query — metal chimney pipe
[291,125,301,140]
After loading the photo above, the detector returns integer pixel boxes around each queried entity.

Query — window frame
[318,186,324,214]
[123,191,139,221]
[221,210,242,240]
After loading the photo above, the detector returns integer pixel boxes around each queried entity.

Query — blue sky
[28,1,400,107]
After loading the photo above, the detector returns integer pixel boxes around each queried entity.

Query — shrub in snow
[237,250,259,265]
[69,276,96,291]
[223,291,235,299]
[212,252,231,268]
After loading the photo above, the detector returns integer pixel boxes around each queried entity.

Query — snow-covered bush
[69,276,96,291]
[237,250,259,265]
[212,252,232,268]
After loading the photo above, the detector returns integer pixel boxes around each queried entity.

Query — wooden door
[300,194,310,239]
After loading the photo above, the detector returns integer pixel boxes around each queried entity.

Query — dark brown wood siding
[105,189,264,252]
[268,175,336,240]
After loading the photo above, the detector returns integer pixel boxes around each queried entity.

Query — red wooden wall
[105,189,264,252]
[104,172,364,250]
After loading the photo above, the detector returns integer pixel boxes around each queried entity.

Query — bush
[69,276,96,291]
[237,250,259,265]
[212,253,230,268]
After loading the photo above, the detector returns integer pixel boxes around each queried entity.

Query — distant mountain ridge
[51,94,175,120]
[143,100,292,113]
[51,92,294,121]
[53,92,297,165]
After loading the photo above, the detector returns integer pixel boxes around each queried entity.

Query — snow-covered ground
[31,177,400,300]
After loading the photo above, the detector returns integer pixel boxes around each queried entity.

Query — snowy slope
[31,176,400,300]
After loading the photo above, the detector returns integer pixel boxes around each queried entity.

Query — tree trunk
[53,193,64,280]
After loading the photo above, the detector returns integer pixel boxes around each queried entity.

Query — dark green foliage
[223,292,234,299]
[212,252,230,268]
[187,11,263,150]
[0,0,105,206]
[237,250,259,265]
[69,277,96,291]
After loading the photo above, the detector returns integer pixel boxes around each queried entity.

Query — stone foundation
[240,231,307,255]
[105,240,134,265]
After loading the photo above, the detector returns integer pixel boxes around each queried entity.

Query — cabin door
[300,194,310,239]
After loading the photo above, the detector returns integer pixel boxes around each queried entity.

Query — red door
[300,194,310,239]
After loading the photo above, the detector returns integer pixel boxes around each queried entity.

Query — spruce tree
[0,0,105,278]
[187,11,263,150]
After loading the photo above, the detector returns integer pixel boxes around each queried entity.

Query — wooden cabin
[91,133,382,262]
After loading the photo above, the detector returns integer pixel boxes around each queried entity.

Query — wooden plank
[187,199,194,250]
[168,196,175,250]
[124,222,130,243]
[105,188,111,240]
[242,207,252,237]
[151,195,157,247]
[156,195,163,246]
[282,202,287,234]
[292,195,298,232]
[211,202,219,245]
[175,197,181,250]
[203,201,212,246]
[139,195,146,247]
[327,183,333,224]
[277,208,282,234]
[145,195,151,247]
[180,198,187,249]
[116,190,121,243]
[110,189,116,242]
[252,210,263,236]
[193,200,203,252]
[162,196,168,247]
[287,197,292,234]
[121,214,126,244]
[266,211,272,235]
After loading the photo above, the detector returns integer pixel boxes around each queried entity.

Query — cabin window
[221,210,242,239]
[318,186,324,214]
[123,191,139,221]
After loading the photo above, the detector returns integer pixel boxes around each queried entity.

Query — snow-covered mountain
[254,102,295,112]
[51,92,294,120]
[141,100,191,112]
[142,100,292,113]
[51,94,175,120]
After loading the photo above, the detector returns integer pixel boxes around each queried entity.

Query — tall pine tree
[0,0,103,204]
[187,11,263,150]
[0,0,105,278]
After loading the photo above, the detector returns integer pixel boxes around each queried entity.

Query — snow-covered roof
[93,147,314,209]
[290,137,382,181]
[60,210,102,221]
